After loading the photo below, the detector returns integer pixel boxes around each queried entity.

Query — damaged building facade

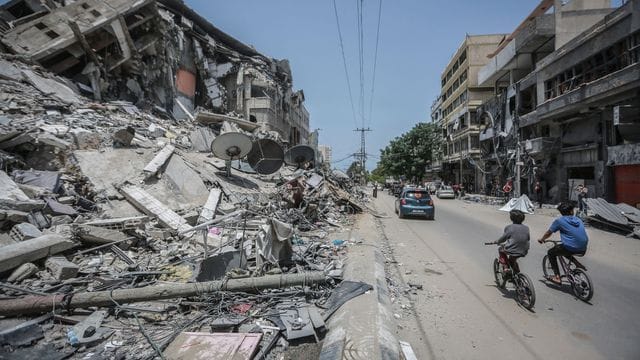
[474,0,640,205]
[0,0,310,145]
[432,34,507,191]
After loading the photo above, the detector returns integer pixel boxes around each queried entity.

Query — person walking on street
[534,180,543,209]
[372,184,378,198]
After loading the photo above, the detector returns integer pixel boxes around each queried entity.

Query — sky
[185,0,542,170]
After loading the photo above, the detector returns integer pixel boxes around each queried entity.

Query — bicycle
[484,242,536,310]
[541,240,593,302]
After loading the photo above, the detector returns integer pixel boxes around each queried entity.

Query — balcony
[522,137,558,155]
[478,14,554,87]
[245,97,272,110]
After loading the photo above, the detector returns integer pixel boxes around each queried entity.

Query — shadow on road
[537,279,593,306]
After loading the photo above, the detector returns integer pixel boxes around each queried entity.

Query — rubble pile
[0,55,368,359]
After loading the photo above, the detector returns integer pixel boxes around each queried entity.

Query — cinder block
[45,256,79,280]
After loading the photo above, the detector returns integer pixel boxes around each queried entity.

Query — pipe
[0,272,327,317]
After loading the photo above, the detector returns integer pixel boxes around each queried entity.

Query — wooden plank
[143,144,175,176]
[120,186,192,234]
[0,235,75,273]
[198,189,221,224]
[0,170,30,202]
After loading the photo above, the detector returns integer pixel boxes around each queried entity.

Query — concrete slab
[164,155,209,204]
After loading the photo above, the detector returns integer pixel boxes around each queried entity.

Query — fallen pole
[0,272,328,317]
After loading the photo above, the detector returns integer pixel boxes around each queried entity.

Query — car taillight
[401,199,406,205]
[428,200,433,206]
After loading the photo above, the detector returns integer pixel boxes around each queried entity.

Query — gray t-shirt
[496,223,530,256]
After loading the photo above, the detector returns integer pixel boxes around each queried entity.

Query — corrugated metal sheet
[616,203,640,224]
[583,198,629,226]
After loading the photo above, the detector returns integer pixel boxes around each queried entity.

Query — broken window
[35,22,47,30]
[544,30,640,101]
[90,9,101,18]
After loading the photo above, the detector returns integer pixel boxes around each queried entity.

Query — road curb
[319,212,400,360]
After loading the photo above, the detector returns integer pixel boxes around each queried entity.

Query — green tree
[376,122,443,181]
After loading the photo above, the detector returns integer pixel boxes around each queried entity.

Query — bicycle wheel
[514,273,536,310]
[541,255,554,279]
[493,258,505,288]
[571,269,594,302]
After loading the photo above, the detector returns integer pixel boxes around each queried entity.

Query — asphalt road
[374,191,640,360]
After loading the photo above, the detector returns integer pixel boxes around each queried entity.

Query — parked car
[392,184,403,197]
[395,188,435,220]
[436,185,455,199]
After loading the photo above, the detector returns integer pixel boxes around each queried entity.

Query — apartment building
[439,34,506,191]
[476,0,639,204]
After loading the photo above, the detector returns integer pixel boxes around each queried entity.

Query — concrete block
[0,234,76,273]
[9,223,43,242]
[112,127,135,146]
[45,256,79,280]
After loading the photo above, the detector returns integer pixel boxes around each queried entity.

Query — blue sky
[185,0,542,170]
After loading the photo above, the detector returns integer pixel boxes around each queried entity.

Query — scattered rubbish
[0,1,372,358]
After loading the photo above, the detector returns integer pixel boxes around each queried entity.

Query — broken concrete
[45,256,80,280]
[0,234,75,273]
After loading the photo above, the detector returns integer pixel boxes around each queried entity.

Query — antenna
[210,132,252,176]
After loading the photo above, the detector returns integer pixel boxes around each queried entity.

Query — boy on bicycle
[538,202,589,284]
[490,210,530,275]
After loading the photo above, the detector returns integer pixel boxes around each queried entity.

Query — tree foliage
[375,122,443,181]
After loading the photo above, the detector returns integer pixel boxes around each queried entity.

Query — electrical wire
[367,0,382,127]
[332,0,358,128]
[356,0,366,127]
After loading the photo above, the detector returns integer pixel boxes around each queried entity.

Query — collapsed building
[0,1,380,359]
[0,0,310,145]
[473,0,640,205]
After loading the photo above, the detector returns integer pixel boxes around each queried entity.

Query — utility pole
[514,82,522,197]
[354,127,372,184]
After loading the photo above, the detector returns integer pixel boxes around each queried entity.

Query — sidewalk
[319,211,400,360]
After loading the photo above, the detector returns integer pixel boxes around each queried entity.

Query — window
[45,30,59,39]
[35,22,47,30]
[90,9,101,17]
[80,3,90,9]
[459,50,467,65]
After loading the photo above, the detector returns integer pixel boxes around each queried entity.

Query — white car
[436,186,455,199]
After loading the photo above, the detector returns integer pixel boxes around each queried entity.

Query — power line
[331,0,358,127]
[368,0,382,126]
[356,0,366,127]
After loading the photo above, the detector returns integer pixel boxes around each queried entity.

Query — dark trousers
[498,250,521,273]
[548,243,583,276]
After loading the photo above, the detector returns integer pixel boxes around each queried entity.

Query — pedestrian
[576,184,588,216]
[503,179,513,200]
[534,180,543,209]
[452,183,459,198]
[372,183,378,198]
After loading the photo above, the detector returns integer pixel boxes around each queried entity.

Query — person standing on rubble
[373,183,378,198]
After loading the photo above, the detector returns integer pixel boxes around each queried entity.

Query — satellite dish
[284,145,315,167]
[210,132,252,160]
[247,139,284,175]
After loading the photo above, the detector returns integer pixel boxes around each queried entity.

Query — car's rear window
[405,191,429,199]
